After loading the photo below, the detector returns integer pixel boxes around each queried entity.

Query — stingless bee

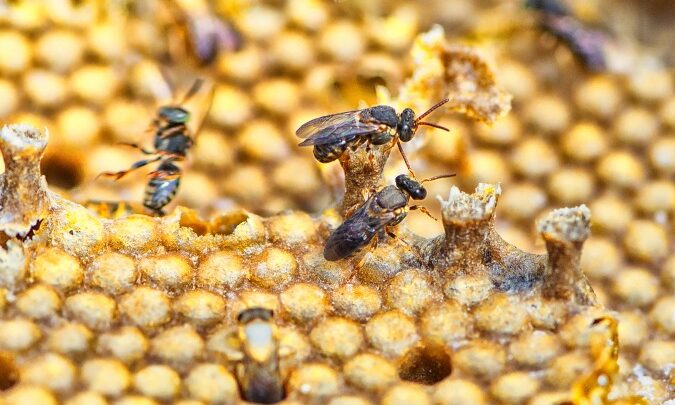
[526,0,606,71]
[296,99,450,174]
[167,0,243,66]
[323,173,455,261]
[234,307,285,404]
[97,76,213,216]
[82,200,142,219]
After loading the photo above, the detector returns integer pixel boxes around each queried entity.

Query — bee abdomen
[313,143,348,163]
[241,368,284,404]
[323,238,369,261]
[143,176,180,213]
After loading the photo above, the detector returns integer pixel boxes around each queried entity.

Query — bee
[296,99,450,173]
[526,0,606,71]
[167,0,243,66]
[525,0,569,16]
[540,15,606,71]
[97,77,213,216]
[235,307,285,404]
[323,173,455,261]
[83,200,141,219]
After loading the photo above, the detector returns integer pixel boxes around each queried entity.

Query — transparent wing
[323,199,396,260]
[296,110,360,138]
[296,110,387,146]
[186,80,215,138]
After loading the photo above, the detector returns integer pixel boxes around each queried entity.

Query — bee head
[237,307,274,324]
[397,108,416,142]
[395,174,427,200]
[159,106,190,124]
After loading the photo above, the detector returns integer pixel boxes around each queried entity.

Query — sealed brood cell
[0,1,672,403]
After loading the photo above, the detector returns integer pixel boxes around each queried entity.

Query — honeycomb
[0,0,673,404]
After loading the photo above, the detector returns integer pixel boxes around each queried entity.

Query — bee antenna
[415,98,450,121]
[417,122,450,132]
[421,173,456,184]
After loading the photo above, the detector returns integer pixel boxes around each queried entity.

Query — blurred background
[0,0,673,300]
[0,2,673,401]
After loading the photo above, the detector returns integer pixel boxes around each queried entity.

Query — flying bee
[323,173,455,261]
[526,0,606,71]
[540,15,606,71]
[97,75,213,216]
[235,307,285,404]
[525,0,569,16]
[296,99,450,174]
[167,0,243,66]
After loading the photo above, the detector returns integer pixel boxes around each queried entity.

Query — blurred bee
[83,200,142,219]
[97,76,213,216]
[526,0,607,71]
[525,0,569,16]
[324,173,455,261]
[296,99,450,174]
[234,307,285,404]
[167,0,243,66]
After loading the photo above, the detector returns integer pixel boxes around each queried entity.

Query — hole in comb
[41,154,83,190]
[398,342,452,385]
[178,209,210,236]
[209,210,249,235]
[0,351,19,391]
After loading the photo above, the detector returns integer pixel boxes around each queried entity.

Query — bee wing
[185,80,216,138]
[296,110,387,146]
[323,200,396,261]
[543,15,606,70]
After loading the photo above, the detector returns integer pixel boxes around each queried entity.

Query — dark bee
[83,200,142,219]
[525,0,569,16]
[235,307,284,404]
[526,0,606,71]
[167,0,243,66]
[323,173,455,261]
[296,99,450,173]
[144,160,181,214]
[540,15,606,71]
[97,78,212,216]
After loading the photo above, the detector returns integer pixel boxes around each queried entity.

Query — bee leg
[358,141,374,165]
[396,140,417,179]
[354,236,378,270]
[339,153,350,171]
[410,205,438,221]
[147,169,181,180]
[96,156,163,181]
[386,229,425,264]
[146,207,165,217]
[382,136,397,153]
[118,142,156,155]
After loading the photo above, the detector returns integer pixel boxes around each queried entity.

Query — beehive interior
[0,1,673,404]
